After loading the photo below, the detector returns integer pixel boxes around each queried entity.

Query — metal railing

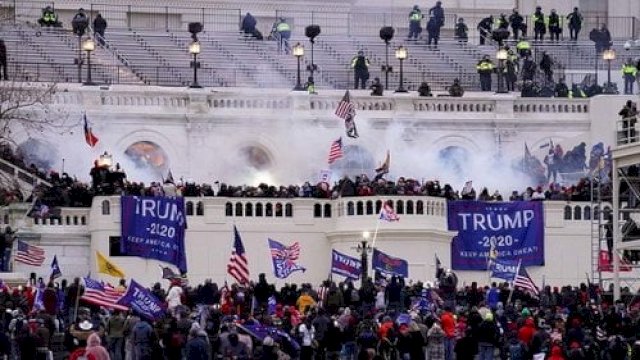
[5,0,637,39]
[617,116,639,147]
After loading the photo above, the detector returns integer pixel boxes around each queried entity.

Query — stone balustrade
[0,197,599,232]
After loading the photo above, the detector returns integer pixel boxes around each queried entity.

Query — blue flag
[372,248,408,278]
[117,279,165,321]
[489,258,520,282]
[50,255,62,281]
[239,323,300,351]
[267,295,277,315]
[120,196,188,273]
[331,250,362,280]
[268,239,306,279]
[448,201,544,270]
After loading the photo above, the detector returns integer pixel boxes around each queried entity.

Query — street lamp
[305,25,321,84]
[81,38,96,86]
[356,231,373,283]
[380,26,395,90]
[603,49,616,92]
[495,48,508,93]
[395,45,408,93]
[188,40,202,88]
[292,43,305,91]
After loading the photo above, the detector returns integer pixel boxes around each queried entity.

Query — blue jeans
[444,337,455,360]
[479,343,495,360]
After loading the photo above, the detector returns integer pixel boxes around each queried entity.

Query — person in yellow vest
[275,18,291,54]
[516,37,531,58]
[532,6,546,41]
[548,9,562,41]
[38,6,61,27]
[408,5,423,40]
[622,58,638,95]
[476,55,495,91]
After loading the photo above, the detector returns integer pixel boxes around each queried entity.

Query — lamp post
[305,25,321,85]
[82,38,96,86]
[395,45,408,93]
[603,48,616,92]
[380,26,395,90]
[356,231,372,283]
[495,48,508,93]
[292,43,305,91]
[189,40,202,88]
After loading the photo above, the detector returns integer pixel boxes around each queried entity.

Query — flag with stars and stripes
[268,238,305,279]
[227,226,250,284]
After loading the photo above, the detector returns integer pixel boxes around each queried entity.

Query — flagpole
[369,213,382,279]
[507,259,522,305]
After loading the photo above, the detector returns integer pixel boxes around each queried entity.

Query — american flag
[83,113,99,148]
[514,265,539,297]
[81,277,128,311]
[15,240,45,266]
[228,226,250,284]
[270,241,301,262]
[327,137,344,164]
[335,90,355,119]
[379,203,400,222]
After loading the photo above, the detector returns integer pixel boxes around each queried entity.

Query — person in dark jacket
[567,7,583,40]
[509,9,525,40]
[351,50,370,89]
[186,326,210,360]
[455,18,468,42]
[429,1,445,29]
[477,312,500,360]
[0,40,7,81]
[241,12,261,39]
[370,77,383,96]
[93,13,107,45]
[426,16,440,47]
[260,336,279,360]
[455,329,478,360]
[539,51,554,82]
[477,16,493,45]
[254,273,273,312]
[548,9,562,41]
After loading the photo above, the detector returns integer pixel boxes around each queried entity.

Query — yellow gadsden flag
[96,251,126,278]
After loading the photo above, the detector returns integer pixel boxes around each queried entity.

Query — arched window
[417,201,424,215]
[275,203,283,217]
[574,206,582,220]
[564,205,572,220]
[73,216,78,225]
[196,201,204,216]
[366,201,373,215]
[66,216,71,225]
[324,204,332,218]
[584,206,591,220]
[81,216,86,225]
[375,200,382,214]
[186,201,194,216]
[406,200,414,215]
[314,204,322,218]
[2,214,8,224]
[245,203,253,217]
[266,203,273,216]
[285,203,293,217]
[256,203,264,217]
[225,202,233,216]
[101,200,110,215]
[357,201,364,215]
[396,200,404,215]
[347,202,355,216]
[235,202,243,217]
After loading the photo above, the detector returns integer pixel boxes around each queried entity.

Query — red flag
[598,250,632,272]
[84,114,99,147]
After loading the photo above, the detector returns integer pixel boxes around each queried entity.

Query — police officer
[448,78,464,97]
[351,50,370,89]
[408,5,423,40]
[496,13,509,29]
[370,77,383,96]
[622,58,638,95]
[505,48,518,91]
[455,18,468,43]
[516,37,531,58]
[554,77,569,97]
[509,9,525,40]
[476,55,494,91]
[477,15,493,45]
[567,7,583,41]
[275,18,291,54]
[548,9,562,41]
[532,6,546,41]
[38,6,60,27]
[426,16,440,47]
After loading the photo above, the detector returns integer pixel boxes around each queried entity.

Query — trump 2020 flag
[268,239,306,279]
[372,248,408,278]
[489,258,519,282]
[117,279,165,321]
[49,255,62,281]
[120,196,188,273]
[331,249,362,279]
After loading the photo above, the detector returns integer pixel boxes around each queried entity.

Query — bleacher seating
[1,1,638,91]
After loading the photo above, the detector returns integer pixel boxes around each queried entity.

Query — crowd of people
[0,270,639,360]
